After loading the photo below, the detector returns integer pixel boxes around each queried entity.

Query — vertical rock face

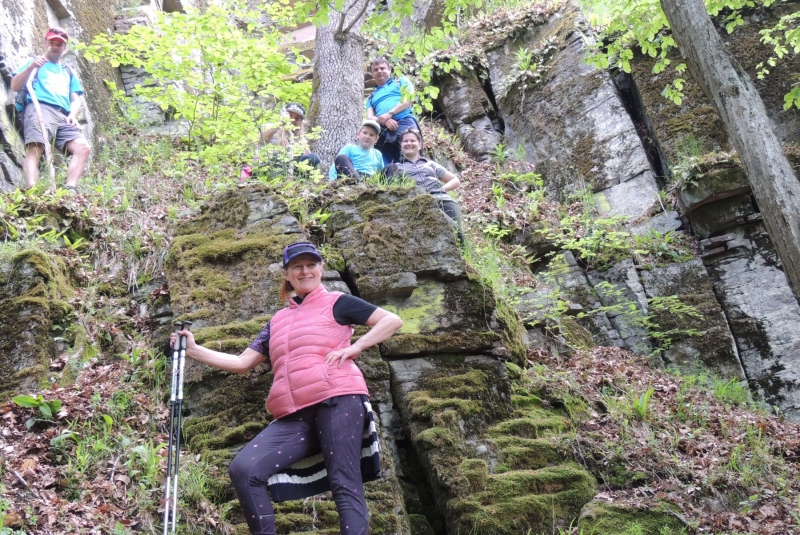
[436,69,501,162]
[703,224,800,417]
[434,2,661,219]
[485,4,659,220]
[626,1,800,417]
[640,259,743,380]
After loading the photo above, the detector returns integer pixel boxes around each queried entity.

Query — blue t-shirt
[15,60,82,113]
[328,144,385,180]
[366,78,414,121]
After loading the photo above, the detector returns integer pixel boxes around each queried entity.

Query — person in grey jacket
[384,129,463,242]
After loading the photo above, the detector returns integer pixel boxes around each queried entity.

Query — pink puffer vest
[267,284,369,419]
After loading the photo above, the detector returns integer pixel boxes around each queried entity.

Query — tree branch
[341,0,369,35]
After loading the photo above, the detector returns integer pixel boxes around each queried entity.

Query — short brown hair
[369,58,392,72]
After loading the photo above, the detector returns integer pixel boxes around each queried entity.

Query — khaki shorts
[23,103,85,153]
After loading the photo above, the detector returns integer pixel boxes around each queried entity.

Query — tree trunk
[660,0,800,301]
[308,0,370,167]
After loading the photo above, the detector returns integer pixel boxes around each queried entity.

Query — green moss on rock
[578,501,686,534]
[488,414,569,439]
[448,465,596,535]
[494,436,564,470]
[0,250,75,396]
[382,331,500,356]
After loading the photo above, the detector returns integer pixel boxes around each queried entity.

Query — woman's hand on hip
[325,346,360,368]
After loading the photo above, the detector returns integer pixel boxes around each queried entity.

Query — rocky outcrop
[703,224,800,417]
[0,250,73,396]
[435,2,661,220]
[436,69,501,162]
[487,7,658,216]
[165,183,599,534]
[625,3,800,418]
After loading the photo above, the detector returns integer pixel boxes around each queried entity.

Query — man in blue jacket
[365,58,420,166]
[11,28,91,191]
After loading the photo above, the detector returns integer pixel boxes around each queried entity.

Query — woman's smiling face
[401,132,421,159]
[283,254,323,297]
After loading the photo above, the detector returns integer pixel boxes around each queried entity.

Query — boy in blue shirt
[328,120,384,181]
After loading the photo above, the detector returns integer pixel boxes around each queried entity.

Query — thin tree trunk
[660,0,800,301]
[308,0,370,167]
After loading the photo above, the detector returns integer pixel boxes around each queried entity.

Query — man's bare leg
[23,143,44,189]
[64,138,91,188]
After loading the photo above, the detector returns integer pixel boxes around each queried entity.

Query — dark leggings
[334,154,361,179]
[228,394,369,535]
[295,152,321,168]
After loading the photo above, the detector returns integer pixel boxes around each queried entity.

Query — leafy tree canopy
[80,0,518,163]
[583,0,800,107]
[81,4,311,163]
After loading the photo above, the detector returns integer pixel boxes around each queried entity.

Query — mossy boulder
[578,501,687,534]
[447,464,596,534]
[0,249,74,396]
[333,192,465,281]
[389,356,596,534]
[327,185,526,365]
[168,186,303,331]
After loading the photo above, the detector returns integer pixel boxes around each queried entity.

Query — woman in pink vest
[172,241,403,535]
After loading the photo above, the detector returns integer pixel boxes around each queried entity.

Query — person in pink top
[171,241,402,535]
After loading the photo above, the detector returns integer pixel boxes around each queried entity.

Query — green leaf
[12,395,40,408]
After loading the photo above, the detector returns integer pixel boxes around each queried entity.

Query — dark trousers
[295,152,321,168]
[375,117,420,166]
[228,394,369,535]
[437,197,464,244]
[334,154,361,179]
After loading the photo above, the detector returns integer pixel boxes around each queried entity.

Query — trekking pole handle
[169,322,182,403]
[176,321,192,401]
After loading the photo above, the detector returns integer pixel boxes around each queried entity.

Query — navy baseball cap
[283,241,322,267]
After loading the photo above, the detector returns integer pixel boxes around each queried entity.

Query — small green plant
[634,229,692,264]
[632,387,655,420]
[549,214,631,270]
[490,143,512,167]
[483,222,513,241]
[491,182,507,208]
[126,440,166,487]
[12,395,62,428]
[713,378,752,406]
[516,47,537,72]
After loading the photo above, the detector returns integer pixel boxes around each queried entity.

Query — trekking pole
[162,322,182,535]
[169,321,192,534]
[25,67,56,192]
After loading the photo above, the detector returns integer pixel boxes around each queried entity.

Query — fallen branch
[11,469,30,489]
